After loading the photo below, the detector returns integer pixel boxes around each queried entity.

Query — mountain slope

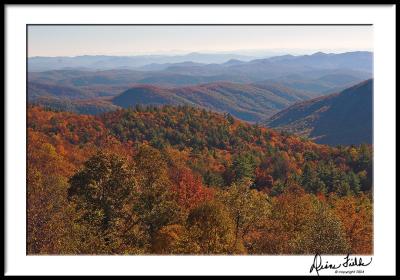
[28,81,93,101]
[31,96,119,115]
[266,79,373,145]
[111,82,313,122]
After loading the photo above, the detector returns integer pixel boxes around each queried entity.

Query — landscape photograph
[27,25,373,255]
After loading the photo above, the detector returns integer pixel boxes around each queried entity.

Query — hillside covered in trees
[27,105,373,255]
[266,79,373,145]
[111,82,309,123]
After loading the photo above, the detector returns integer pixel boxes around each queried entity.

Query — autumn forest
[27,26,374,256]
[27,104,373,255]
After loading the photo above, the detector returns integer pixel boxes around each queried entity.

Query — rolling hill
[111,82,315,122]
[266,79,373,146]
[28,81,93,101]
[30,96,119,115]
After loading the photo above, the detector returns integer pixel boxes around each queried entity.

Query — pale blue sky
[28,25,373,57]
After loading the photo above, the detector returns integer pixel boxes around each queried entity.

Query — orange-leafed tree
[331,194,373,254]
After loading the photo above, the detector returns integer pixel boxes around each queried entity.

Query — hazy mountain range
[28,51,372,97]
[28,52,257,72]
[28,51,373,145]
[28,51,372,73]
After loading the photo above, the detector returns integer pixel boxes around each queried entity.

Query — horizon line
[28,49,373,59]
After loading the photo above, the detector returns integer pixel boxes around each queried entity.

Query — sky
[28,25,373,57]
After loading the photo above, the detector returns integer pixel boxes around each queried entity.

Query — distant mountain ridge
[28,53,256,72]
[266,79,373,146]
[28,51,373,73]
[28,51,372,98]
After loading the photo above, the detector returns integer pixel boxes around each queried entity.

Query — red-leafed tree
[170,167,214,210]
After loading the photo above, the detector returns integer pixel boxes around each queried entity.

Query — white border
[5,5,396,276]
